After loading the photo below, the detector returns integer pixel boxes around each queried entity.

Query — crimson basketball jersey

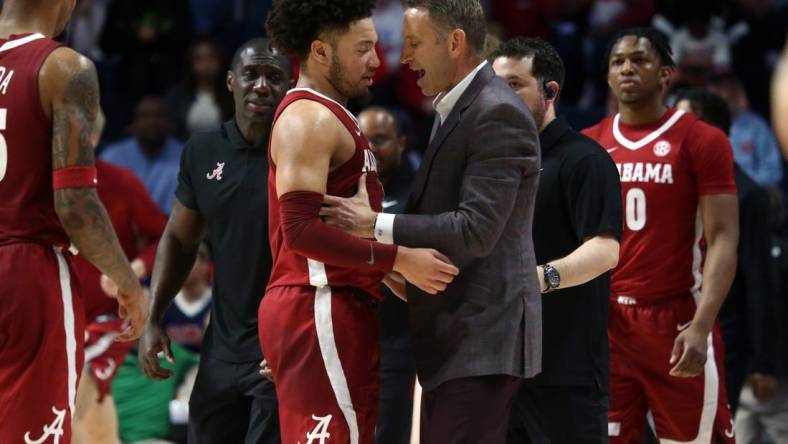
[267,88,387,299]
[0,33,67,248]
[583,108,736,300]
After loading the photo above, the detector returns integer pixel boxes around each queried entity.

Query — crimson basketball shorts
[259,285,380,444]
[608,293,735,443]
[84,316,131,402]
[0,243,85,443]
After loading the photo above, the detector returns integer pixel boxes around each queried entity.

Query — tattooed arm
[40,47,148,341]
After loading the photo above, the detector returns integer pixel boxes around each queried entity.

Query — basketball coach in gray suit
[320,1,541,442]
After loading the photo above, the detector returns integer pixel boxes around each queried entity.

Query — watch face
[546,267,560,287]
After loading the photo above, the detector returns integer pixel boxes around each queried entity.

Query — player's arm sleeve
[739,187,777,374]
[687,123,737,196]
[174,141,199,210]
[392,102,540,265]
[279,191,397,272]
[564,149,623,241]
[125,170,167,273]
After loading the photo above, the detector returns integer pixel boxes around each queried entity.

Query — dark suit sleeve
[392,101,539,266]
[740,186,777,375]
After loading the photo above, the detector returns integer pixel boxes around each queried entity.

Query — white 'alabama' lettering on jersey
[616,162,674,184]
[362,149,377,173]
[0,66,14,95]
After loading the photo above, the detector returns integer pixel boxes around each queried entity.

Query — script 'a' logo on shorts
[303,414,332,444]
[653,140,672,157]
[206,162,225,181]
[724,418,735,438]
[24,406,66,444]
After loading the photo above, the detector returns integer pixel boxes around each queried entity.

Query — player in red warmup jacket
[0,0,148,442]
[72,111,166,444]
[261,1,458,442]
[583,28,739,443]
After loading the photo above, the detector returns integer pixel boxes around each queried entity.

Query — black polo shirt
[175,119,272,363]
[531,117,622,389]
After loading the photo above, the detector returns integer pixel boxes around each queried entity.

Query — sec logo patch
[653,140,671,157]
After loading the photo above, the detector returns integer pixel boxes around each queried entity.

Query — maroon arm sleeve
[124,169,167,273]
[280,191,397,272]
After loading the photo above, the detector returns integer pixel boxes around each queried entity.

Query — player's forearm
[546,236,619,290]
[281,191,397,272]
[55,187,141,298]
[693,234,738,332]
[149,230,200,325]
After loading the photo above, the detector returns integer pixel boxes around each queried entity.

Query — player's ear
[659,65,673,90]
[226,71,234,93]
[311,39,331,68]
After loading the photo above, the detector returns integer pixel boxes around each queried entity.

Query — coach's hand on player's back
[394,247,459,295]
[139,324,176,380]
[669,325,708,378]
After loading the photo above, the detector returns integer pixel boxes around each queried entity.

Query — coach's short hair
[404,0,487,54]
[230,38,292,77]
[265,0,376,62]
[488,37,565,89]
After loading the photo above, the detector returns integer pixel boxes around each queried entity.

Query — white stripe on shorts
[54,248,78,416]
[658,330,719,444]
[314,286,359,444]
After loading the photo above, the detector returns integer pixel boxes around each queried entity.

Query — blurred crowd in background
[7,0,786,442]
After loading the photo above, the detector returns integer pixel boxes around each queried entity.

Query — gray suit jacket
[393,64,542,391]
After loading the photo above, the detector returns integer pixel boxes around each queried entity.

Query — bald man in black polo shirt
[491,37,622,443]
[138,38,293,444]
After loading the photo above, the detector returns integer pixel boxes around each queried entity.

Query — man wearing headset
[490,37,623,443]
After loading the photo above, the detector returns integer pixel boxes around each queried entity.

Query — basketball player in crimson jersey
[0,0,148,442]
[261,1,458,442]
[583,28,739,443]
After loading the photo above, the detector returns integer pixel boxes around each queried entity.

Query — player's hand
[393,247,459,295]
[669,324,707,377]
[321,174,377,238]
[259,359,274,382]
[139,324,176,380]
[751,372,778,402]
[383,272,408,301]
[115,289,149,342]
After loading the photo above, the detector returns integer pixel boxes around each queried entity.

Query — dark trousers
[420,375,521,444]
[375,366,416,444]
[507,381,608,444]
[188,357,280,444]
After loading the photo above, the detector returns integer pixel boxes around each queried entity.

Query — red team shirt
[0,34,67,248]
[72,160,165,321]
[267,88,387,299]
[583,108,737,301]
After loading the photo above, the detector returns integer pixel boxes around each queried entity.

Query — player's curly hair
[265,0,376,62]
